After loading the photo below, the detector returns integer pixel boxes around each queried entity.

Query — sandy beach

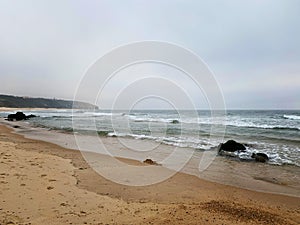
[0,124,299,225]
[1,0,300,224]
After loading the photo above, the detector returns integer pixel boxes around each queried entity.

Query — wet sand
[0,124,300,224]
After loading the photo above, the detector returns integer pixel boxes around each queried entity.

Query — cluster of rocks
[6,112,37,121]
[218,140,269,163]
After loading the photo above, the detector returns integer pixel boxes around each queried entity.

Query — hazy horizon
[1,92,299,110]
[1,1,299,109]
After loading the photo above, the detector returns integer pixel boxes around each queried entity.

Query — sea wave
[107,131,217,150]
[106,131,300,166]
[128,115,179,124]
[34,112,117,118]
[188,119,299,131]
[126,115,299,131]
[47,126,112,136]
[83,112,116,116]
[225,122,300,131]
[235,151,298,167]
[283,114,300,120]
[25,112,300,132]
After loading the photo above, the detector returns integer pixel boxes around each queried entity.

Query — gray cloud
[0,0,299,109]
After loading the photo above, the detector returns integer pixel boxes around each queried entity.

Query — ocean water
[1,109,299,167]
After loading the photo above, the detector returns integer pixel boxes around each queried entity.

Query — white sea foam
[224,121,299,130]
[127,115,178,123]
[283,114,300,120]
[5,109,299,167]
[83,112,116,116]
[125,115,299,130]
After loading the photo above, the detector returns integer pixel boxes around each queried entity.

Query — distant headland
[0,94,98,109]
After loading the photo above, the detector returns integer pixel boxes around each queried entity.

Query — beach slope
[0,125,299,224]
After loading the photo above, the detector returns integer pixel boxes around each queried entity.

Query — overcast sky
[0,0,299,109]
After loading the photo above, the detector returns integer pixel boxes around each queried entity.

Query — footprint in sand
[0,173,9,177]
[60,202,69,207]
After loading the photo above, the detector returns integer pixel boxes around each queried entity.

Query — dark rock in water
[219,140,246,152]
[26,114,37,119]
[171,120,179,124]
[7,112,26,121]
[7,112,37,121]
[251,153,269,163]
[143,158,158,165]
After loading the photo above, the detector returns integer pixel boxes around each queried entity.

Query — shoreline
[0,124,300,224]
[1,118,299,197]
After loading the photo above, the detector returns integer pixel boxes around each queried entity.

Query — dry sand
[0,125,299,225]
